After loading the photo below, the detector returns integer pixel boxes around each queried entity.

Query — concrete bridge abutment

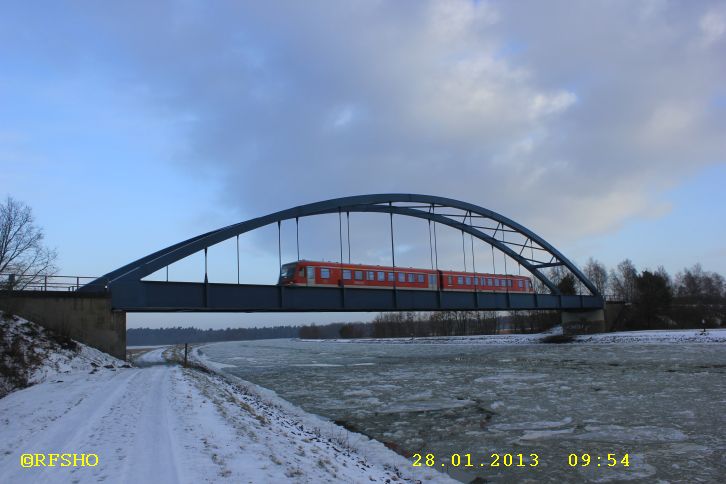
[561,302,625,334]
[0,291,126,360]
[561,308,607,334]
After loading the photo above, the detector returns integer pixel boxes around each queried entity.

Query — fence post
[76,277,80,290]
[184,343,188,368]
[44,275,48,291]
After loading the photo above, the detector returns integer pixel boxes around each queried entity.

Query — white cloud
[528,91,577,120]
[640,103,699,147]
[700,9,725,46]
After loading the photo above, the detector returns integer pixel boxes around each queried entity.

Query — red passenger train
[278,260,534,293]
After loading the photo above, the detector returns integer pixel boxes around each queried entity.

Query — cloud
[4,0,725,250]
[700,8,726,46]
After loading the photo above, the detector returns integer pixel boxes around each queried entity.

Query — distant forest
[129,260,725,344]
[127,325,303,345]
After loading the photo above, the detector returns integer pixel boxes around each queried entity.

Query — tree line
[299,311,560,339]
[127,325,302,345]
[577,258,724,329]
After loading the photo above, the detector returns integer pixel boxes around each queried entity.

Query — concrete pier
[561,308,607,334]
[561,302,626,334]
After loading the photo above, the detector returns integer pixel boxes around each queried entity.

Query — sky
[1,0,724,329]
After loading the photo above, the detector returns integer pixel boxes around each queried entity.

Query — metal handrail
[0,273,104,292]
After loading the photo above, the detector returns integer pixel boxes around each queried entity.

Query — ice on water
[204,339,726,483]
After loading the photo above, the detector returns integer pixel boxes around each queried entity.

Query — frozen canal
[201,339,726,483]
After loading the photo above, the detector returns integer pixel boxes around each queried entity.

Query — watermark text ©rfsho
[20,453,99,468]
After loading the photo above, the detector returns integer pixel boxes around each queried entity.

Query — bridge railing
[0,273,105,292]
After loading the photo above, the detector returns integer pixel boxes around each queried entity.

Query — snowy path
[1,366,186,483]
[0,351,453,484]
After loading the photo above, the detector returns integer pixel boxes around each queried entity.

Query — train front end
[278,262,299,285]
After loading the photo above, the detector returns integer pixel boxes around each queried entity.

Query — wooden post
[184,343,188,368]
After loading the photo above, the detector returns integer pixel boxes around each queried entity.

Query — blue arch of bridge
[85,194,599,297]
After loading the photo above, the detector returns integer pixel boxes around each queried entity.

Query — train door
[306,266,315,286]
[428,274,437,290]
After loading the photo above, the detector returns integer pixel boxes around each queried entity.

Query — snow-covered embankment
[183,344,455,483]
[0,312,126,398]
[1,313,453,483]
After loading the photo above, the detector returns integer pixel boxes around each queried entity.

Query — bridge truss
[83,194,603,312]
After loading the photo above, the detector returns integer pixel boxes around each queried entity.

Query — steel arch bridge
[84,194,604,312]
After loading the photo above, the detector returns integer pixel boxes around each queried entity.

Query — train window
[465,277,471,285]
[355,270,363,280]
[367,271,375,280]
[407,273,414,282]
[417,274,424,283]
[429,274,436,286]
[388,272,395,281]
[397,272,405,282]
[377,271,385,281]
[320,268,330,279]
[457,276,464,285]
[487,278,493,286]
[509,279,513,287]
[343,270,352,280]
[494,279,499,286]
[518,280,523,288]
[280,263,296,277]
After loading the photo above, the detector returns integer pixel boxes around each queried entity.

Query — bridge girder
[84,194,600,298]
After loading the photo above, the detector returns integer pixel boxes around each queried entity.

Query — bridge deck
[111,281,604,312]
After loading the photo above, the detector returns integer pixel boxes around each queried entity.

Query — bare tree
[675,264,725,303]
[531,275,550,294]
[609,259,637,302]
[547,265,567,287]
[583,257,608,295]
[0,197,57,289]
